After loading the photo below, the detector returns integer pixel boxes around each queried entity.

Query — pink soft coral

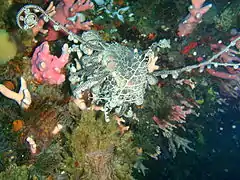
[46,0,94,41]
[205,43,240,79]
[33,0,94,41]
[31,41,69,84]
[178,0,212,37]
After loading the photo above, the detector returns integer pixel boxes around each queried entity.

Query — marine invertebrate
[16,0,94,41]
[201,42,240,79]
[16,2,240,122]
[45,0,94,41]
[67,35,153,122]
[2,80,15,90]
[12,119,24,132]
[15,1,240,167]
[0,77,31,109]
[178,0,212,36]
[31,2,56,42]
[26,136,37,154]
[31,41,69,84]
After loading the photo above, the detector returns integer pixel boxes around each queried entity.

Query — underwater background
[0,0,240,179]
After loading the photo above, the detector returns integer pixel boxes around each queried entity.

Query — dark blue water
[140,99,240,180]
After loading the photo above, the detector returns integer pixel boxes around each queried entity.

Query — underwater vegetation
[0,0,240,179]
[63,111,136,180]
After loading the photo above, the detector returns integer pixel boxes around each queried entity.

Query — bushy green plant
[63,110,137,180]
[0,164,29,180]
[30,143,63,179]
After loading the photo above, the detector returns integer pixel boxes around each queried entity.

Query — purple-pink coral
[32,0,94,41]
[178,0,212,37]
[31,41,69,84]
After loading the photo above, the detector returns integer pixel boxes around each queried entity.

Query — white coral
[158,39,171,49]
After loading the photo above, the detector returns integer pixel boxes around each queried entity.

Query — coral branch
[153,36,240,79]
[45,0,94,41]
[31,2,56,42]
[178,0,212,36]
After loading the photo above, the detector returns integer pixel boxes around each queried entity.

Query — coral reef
[0,0,240,179]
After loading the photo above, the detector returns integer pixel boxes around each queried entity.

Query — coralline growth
[0,0,239,178]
